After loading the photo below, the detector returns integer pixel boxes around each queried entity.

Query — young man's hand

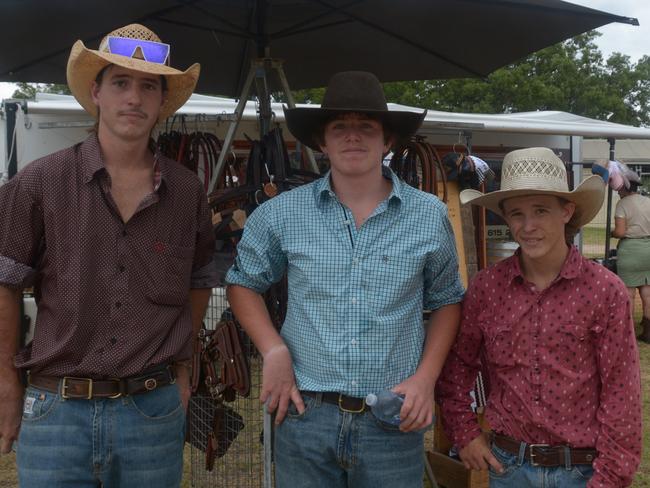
[260,344,304,425]
[0,370,23,454]
[459,432,504,473]
[392,372,435,432]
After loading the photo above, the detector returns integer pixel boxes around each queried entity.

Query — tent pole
[275,60,319,173]
[209,57,321,193]
[209,62,257,193]
[604,138,615,260]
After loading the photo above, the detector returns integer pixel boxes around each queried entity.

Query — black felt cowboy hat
[284,71,426,151]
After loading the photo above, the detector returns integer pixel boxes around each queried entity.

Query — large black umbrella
[0,0,638,96]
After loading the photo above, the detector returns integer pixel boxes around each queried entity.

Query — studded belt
[28,364,175,399]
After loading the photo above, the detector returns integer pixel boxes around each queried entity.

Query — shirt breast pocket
[363,254,424,300]
[483,321,516,369]
[145,243,194,306]
[551,322,595,374]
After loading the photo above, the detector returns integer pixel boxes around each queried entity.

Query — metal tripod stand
[208,57,319,193]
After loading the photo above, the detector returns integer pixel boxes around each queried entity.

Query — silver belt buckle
[528,444,549,466]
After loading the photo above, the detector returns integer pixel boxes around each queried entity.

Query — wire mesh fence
[188,287,267,488]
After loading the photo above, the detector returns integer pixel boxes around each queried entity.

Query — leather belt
[301,391,369,413]
[492,433,597,467]
[28,365,175,399]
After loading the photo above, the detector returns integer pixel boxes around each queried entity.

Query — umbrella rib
[0,2,200,77]
[311,0,485,78]
[152,17,250,40]
[271,20,356,39]
[180,2,257,38]
[269,0,365,38]
[462,0,639,26]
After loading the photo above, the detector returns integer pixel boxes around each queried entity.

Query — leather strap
[29,365,175,399]
[492,433,597,467]
[301,391,369,413]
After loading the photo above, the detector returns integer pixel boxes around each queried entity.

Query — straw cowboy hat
[283,71,426,151]
[460,147,605,228]
[67,23,200,120]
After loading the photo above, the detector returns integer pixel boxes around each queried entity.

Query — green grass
[581,225,618,259]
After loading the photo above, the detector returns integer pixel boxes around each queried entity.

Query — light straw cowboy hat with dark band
[460,147,606,228]
[67,23,200,121]
[283,71,426,152]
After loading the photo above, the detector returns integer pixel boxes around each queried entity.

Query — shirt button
[351,297,357,305]
[119,265,125,272]
[122,229,127,237]
[350,338,358,346]
[110,337,117,345]
[115,302,121,308]
[352,258,359,265]
[351,380,358,386]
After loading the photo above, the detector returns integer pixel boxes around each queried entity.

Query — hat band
[106,36,170,65]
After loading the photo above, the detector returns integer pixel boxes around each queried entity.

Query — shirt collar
[315,165,404,206]
[80,133,105,184]
[80,133,165,191]
[506,244,583,285]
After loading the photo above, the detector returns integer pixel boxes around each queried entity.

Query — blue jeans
[489,443,594,488]
[17,383,186,488]
[274,392,424,488]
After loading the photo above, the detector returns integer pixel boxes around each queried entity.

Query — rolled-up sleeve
[225,202,287,293]
[0,167,44,289]
[423,212,464,310]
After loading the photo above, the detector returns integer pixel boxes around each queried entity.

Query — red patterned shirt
[0,134,218,378]
[436,246,642,487]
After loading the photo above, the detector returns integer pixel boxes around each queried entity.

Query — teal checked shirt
[226,168,464,397]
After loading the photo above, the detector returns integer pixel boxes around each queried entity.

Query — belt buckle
[107,378,123,399]
[528,444,549,467]
[337,393,364,414]
[61,376,93,400]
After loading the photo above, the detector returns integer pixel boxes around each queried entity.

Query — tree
[292,31,650,127]
[12,82,70,99]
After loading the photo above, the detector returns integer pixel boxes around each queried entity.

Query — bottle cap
[365,393,377,406]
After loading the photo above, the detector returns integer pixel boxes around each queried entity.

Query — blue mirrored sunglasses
[106,36,170,65]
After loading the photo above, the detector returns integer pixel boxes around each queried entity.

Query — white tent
[4,93,650,177]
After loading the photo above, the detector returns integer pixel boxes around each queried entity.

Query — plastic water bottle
[365,390,404,426]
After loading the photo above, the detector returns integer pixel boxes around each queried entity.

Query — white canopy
[19,93,650,139]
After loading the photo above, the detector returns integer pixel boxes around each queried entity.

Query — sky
[0,1,648,101]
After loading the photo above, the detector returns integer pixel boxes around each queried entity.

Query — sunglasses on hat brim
[106,36,170,65]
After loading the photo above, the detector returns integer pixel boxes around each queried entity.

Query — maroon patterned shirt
[0,134,218,378]
[436,246,642,487]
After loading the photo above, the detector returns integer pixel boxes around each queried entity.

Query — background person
[612,179,650,343]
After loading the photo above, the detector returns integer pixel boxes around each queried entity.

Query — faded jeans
[17,383,186,488]
[489,442,594,488]
[274,392,425,488]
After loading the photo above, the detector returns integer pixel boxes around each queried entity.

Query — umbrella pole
[209,58,320,194]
